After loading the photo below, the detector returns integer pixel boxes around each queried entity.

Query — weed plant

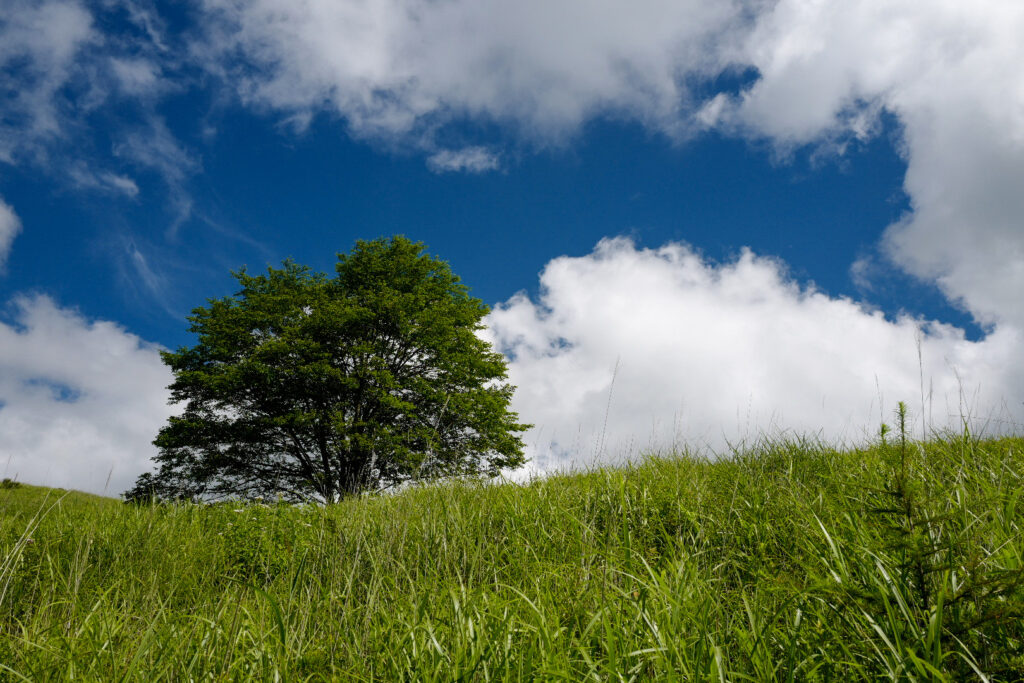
[1,425,1023,680]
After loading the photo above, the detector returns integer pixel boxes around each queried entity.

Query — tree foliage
[127,237,528,502]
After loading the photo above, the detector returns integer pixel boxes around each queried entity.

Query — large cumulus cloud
[196,0,747,147]
[722,0,1024,330]
[0,296,172,495]
[485,239,1024,470]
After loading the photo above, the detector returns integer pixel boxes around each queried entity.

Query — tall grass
[1,429,1023,680]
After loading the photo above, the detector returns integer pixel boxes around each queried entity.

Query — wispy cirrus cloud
[0,0,97,163]
[67,162,141,197]
[113,116,200,232]
[0,0,197,224]
[426,146,500,174]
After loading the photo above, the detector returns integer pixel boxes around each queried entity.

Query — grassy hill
[2,431,1023,680]
[0,480,118,516]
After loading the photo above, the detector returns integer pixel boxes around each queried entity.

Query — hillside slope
[2,433,1023,680]
[0,480,117,518]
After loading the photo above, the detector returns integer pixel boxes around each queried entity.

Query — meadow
[2,422,1023,680]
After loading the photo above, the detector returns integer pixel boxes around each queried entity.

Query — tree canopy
[127,236,528,502]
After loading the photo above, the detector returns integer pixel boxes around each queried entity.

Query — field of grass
[2,426,1024,680]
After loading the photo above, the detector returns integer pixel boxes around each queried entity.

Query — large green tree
[127,237,528,502]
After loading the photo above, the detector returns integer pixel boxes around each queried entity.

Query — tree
[126,236,529,502]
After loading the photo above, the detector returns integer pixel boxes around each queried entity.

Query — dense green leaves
[127,236,528,502]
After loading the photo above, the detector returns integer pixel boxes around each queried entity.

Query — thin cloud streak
[0,0,199,231]
[0,198,22,270]
[0,0,96,162]
[427,147,501,174]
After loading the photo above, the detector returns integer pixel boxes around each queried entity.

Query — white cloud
[197,0,745,146]
[0,295,173,495]
[196,0,1024,336]
[110,56,162,97]
[0,1,194,223]
[0,0,96,161]
[114,117,198,185]
[118,237,181,319]
[1,0,1022,486]
[203,0,1024,464]
[2,1,1013,334]
[113,116,199,231]
[0,198,22,270]
[723,0,1024,330]
[67,163,141,197]
[485,239,1024,471]
[427,146,500,174]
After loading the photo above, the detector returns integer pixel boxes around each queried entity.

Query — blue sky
[1,0,1022,493]
[7,101,954,349]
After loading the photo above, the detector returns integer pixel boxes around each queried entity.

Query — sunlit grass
[2,429,1023,680]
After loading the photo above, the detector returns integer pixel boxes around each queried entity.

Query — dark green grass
[2,431,1023,680]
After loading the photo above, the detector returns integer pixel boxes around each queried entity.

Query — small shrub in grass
[0,478,21,489]
[217,502,311,584]
[820,403,1024,678]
